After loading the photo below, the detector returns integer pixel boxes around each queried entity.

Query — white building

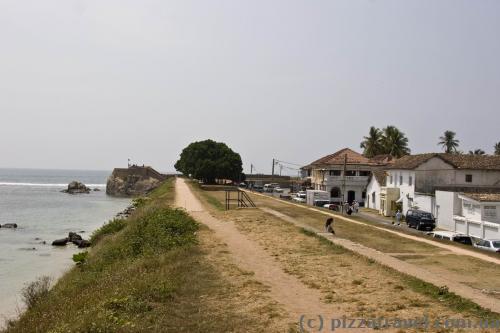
[366,170,386,211]
[302,148,391,205]
[381,153,500,216]
[436,191,500,239]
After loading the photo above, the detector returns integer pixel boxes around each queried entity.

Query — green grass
[4,179,278,333]
[189,181,225,211]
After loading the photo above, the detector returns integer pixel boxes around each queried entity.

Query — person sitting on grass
[325,217,335,235]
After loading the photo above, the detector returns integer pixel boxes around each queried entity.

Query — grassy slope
[4,179,288,333]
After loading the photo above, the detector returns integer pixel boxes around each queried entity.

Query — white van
[428,231,473,246]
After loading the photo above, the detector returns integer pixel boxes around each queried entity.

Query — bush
[122,207,199,258]
[21,276,52,309]
[72,251,88,265]
[90,218,127,244]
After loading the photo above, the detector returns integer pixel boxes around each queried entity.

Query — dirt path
[261,207,500,314]
[248,191,500,266]
[174,178,372,332]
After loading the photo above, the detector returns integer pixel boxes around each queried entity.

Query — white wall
[366,177,381,210]
[435,191,457,231]
[386,170,416,213]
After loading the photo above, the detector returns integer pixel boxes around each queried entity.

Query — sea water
[0,168,130,325]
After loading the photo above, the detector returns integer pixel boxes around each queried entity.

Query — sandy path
[261,207,500,314]
[247,191,500,266]
[174,178,372,332]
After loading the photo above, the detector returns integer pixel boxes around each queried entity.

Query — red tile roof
[388,153,500,171]
[305,148,380,168]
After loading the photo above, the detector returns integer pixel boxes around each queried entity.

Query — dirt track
[174,178,372,332]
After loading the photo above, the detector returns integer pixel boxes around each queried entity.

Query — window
[362,191,366,199]
[389,175,393,184]
[465,174,473,183]
[329,170,341,176]
[372,192,376,204]
[359,171,370,177]
[346,170,356,176]
[409,176,413,186]
[330,187,340,198]
[484,206,497,219]
[399,175,403,185]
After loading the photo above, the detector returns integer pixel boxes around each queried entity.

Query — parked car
[473,239,500,253]
[428,231,473,246]
[405,209,436,231]
[252,185,264,192]
[323,203,340,211]
[292,191,307,203]
[274,187,284,193]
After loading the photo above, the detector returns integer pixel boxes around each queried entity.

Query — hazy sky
[1,0,499,173]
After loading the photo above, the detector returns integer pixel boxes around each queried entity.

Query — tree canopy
[361,125,410,158]
[468,149,486,155]
[174,140,243,184]
[438,130,460,153]
[495,142,500,155]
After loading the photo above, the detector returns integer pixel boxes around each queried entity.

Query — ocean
[0,169,130,325]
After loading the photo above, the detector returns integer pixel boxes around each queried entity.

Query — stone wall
[106,166,168,197]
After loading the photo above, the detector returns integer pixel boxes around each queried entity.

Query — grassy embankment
[4,179,290,333]
[188,185,500,331]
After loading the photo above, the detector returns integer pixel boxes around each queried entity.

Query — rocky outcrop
[0,223,18,228]
[106,166,166,197]
[52,232,91,248]
[61,181,91,194]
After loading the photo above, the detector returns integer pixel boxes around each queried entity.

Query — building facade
[380,154,500,216]
[436,191,500,239]
[302,148,390,205]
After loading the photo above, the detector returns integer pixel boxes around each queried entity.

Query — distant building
[366,170,387,211]
[379,153,500,216]
[302,148,392,205]
[436,191,500,240]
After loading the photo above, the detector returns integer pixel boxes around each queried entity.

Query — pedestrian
[325,217,335,234]
[353,200,360,213]
[395,210,402,226]
[343,202,349,214]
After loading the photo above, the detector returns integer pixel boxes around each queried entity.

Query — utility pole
[342,153,347,212]
[250,164,253,175]
[279,164,283,176]
[271,158,275,181]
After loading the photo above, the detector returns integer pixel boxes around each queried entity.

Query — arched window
[330,187,340,198]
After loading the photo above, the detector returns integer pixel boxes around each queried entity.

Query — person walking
[353,200,360,213]
[325,217,335,234]
[395,210,402,226]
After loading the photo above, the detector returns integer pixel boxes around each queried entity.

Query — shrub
[21,276,52,309]
[90,218,127,244]
[72,251,88,265]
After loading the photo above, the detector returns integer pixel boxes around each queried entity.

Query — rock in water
[106,165,167,197]
[1,223,18,228]
[68,232,83,244]
[52,238,69,246]
[61,181,91,194]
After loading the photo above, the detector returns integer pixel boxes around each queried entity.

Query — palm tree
[438,130,459,153]
[494,142,500,155]
[381,126,411,158]
[360,126,384,157]
[469,149,485,155]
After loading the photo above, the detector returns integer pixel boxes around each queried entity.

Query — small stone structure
[106,165,167,197]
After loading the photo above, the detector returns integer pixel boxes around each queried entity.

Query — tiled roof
[463,193,500,202]
[371,170,387,186]
[388,153,500,171]
[304,148,380,168]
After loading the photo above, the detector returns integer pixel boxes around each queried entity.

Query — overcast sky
[1,0,499,173]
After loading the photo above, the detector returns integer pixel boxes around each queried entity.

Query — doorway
[347,190,355,204]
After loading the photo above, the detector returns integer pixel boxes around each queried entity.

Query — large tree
[174,139,243,184]
[360,126,384,157]
[380,126,411,158]
[438,130,459,153]
[495,142,500,155]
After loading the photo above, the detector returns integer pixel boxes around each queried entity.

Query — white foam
[0,182,106,187]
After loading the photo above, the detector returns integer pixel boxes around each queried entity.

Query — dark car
[406,209,436,231]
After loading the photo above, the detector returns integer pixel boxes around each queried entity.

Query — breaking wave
[0,182,106,187]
